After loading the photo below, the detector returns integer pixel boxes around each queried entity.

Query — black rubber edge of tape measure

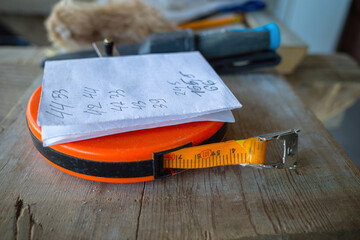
[153,143,193,180]
[28,123,227,179]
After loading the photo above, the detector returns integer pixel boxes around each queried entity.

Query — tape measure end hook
[257,129,300,169]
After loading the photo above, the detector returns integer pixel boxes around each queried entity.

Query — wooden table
[286,53,360,122]
[1,47,360,239]
[0,47,46,122]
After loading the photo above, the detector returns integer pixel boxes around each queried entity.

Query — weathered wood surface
[0,47,47,122]
[286,54,360,121]
[1,57,360,239]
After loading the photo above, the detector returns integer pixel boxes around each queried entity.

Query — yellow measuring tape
[158,129,299,172]
[163,138,268,169]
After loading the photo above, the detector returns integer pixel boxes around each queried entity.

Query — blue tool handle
[230,22,280,50]
[197,22,280,59]
[219,0,266,13]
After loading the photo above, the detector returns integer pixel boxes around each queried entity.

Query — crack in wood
[14,196,23,239]
[135,183,146,240]
[14,196,41,240]
[29,213,35,240]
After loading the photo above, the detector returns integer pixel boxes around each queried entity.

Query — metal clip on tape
[257,129,300,169]
[152,129,300,179]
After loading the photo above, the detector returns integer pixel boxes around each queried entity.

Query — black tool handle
[197,29,270,59]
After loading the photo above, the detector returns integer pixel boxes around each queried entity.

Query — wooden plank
[245,10,308,74]
[137,73,360,239]
[1,71,360,239]
[0,47,47,65]
[286,54,360,121]
[0,47,47,122]
[0,78,144,240]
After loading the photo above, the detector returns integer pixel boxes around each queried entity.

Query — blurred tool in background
[43,0,266,51]
[149,0,265,24]
[192,0,265,21]
[44,22,281,73]
[41,0,280,73]
[179,14,244,30]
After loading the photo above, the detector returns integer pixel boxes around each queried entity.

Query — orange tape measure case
[26,86,227,183]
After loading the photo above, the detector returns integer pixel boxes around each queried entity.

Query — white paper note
[38,52,242,146]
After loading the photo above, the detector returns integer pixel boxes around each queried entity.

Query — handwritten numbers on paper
[131,101,146,110]
[45,71,219,120]
[149,99,167,109]
[179,71,195,79]
[186,85,205,97]
[84,102,106,115]
[46,89,73,119]
[108,89,125,99]
[38,52,241,146]
[45,101,74,119]
[110,101,128,112]
[83,87,99,99]
[46,70,220,121]
[168,71,219,97]
[204,84,218,91]
[51,89,68,100]
[173,86,186,96]
[109,99,167,113]
[167,80,181,86]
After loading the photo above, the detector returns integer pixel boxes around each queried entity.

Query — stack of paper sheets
[38,52,242,146]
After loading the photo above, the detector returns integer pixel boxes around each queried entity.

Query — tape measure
[27,86,299,183]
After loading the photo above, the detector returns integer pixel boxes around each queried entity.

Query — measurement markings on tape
[163,137,269,169]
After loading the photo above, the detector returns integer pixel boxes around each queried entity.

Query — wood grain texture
[0,47,47,122]
[1,72,360,239]
[286,54,360,121]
